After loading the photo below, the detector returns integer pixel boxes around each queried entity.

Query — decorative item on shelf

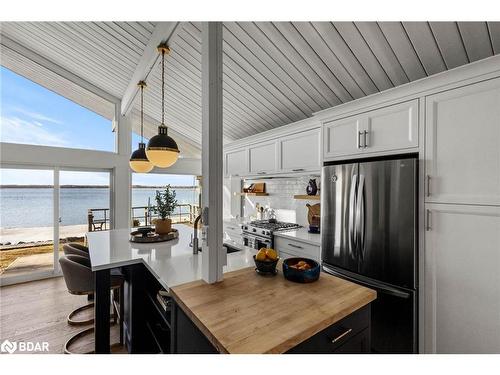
[306,178,318,196]
[146,43,180,168]
[129,81,154,173]
[240,182,268,195]
[306,203,321,233]
[153,185,178,234]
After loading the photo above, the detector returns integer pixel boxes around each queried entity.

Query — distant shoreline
[0,185,198,189]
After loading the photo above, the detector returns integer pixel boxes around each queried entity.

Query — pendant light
[146,43,180,168]
[129,81,154,173]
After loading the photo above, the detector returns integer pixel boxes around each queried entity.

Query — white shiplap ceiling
[1,21,500,154]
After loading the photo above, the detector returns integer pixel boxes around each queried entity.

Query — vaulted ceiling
[1,21,500,156]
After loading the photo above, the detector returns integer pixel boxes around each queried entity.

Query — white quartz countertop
[273,227,321,246]
[87,224,257,290]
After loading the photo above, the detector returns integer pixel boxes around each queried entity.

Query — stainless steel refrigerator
[321,155,418,353]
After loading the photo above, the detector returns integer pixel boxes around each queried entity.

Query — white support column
[113,105,132,230]
[201,22,225,283]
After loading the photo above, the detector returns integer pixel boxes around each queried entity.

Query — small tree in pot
[153,185,178,234]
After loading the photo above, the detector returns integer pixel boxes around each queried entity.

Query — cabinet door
[323,116,365,158]
[424,204,500,353]
[225,149,248,177]
[280,128,321,172]
[365,99,418,153]
[425,78,500,205]
[249,141,278,174]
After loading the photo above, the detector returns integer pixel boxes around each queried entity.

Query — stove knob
[252,228,256,232]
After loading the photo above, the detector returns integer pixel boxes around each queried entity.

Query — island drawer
[287,304,370,354]
[275,236,320,261]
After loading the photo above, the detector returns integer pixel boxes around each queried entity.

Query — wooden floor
[0,276,125,354]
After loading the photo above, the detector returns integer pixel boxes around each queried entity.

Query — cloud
[11,107,63,125]
[0,115,70,147]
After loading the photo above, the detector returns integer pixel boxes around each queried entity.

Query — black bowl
[253,255,279,275]
[282,257,320,283]
[136,226,154,237]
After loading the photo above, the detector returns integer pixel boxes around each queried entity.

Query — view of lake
[0,187,199,228]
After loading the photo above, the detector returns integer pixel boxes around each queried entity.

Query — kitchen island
[87,224,376,354]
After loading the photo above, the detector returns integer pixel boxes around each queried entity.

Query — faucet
[192,214,202,254]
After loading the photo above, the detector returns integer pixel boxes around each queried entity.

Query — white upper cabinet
[323,100,419,159]
[248,141,278,175]
[424,204,500,353]
[280,128,321,172]
[425,78,500,205]
[323,116,365,158]
[224,149,248,177]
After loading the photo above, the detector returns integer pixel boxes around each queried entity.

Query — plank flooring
[0,276,125,354]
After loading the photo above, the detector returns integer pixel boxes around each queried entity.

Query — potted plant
[153,185,178,234]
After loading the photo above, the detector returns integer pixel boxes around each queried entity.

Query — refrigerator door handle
[348,174,358,260]
[322,265,411,299]
[356,174,365,262]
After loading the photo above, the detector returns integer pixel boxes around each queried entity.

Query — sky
[0,66,194,186]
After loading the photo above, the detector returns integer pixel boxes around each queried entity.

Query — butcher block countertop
[170,266,377,354]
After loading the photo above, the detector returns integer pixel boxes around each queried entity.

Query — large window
[0,66,115,152]
[131,173,199,227]
[0,167,111,285]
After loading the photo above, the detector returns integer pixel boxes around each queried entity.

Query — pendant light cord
[161,49,165,127]
[140,83,144,142]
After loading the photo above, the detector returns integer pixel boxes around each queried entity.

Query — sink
[224,243,242,253]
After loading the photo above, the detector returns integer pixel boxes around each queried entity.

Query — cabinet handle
[426,209,431,231]
[258,172,267,175]
[292,168,305,172]
[357,131,363,149]
[331,328,352,343]
[363,130,368,148]
[288,243,303,249]
[426,175,431,197]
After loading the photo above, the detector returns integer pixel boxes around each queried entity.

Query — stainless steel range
[242,220,301,249]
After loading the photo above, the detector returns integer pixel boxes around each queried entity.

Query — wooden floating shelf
[294,195,320,200]
[235,192,269,196]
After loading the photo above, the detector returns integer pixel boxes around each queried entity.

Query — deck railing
[88,204,199,232]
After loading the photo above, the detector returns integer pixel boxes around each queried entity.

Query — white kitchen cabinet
[323,100,418,159]
[425,78,500,205]
[424,204,500,353]
[323,116,365,158]
[279,128,321,172]
[224,149,248,177]
[275,236,320,262]
[248,141,278,175]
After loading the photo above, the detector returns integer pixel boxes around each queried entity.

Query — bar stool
[63,243,89,258]
[59,254,124,354]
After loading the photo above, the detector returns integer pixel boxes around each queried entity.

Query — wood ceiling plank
[487,22,500,55]
[294,21,366,99]
[333,22,393,92]
[226,22,322,113]
[458,22,494,62]
[377,22,426,81]
[402,22,447,76]
[273,21,353,103]
[237,22,331,110]
[312,22,378,96]
[428,22,469,69]
[355,21,409,86]
[254,22,341,107]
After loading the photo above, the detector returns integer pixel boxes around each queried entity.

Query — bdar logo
[1,339,17,353]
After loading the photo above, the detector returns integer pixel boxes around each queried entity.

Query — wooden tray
[130,228,179,243]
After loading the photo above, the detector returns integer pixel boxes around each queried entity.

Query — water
[0,187,199,228]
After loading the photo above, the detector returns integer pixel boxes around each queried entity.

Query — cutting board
[306,203,320,225]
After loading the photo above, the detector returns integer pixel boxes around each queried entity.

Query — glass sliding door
[59,170,111,246]
[0,167,56,284]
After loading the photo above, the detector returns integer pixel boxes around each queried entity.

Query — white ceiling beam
[0,34,120,105]
[120,22,182,116]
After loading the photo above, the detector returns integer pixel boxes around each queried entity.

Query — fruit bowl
[253,255,279,275]
[282,257,320,283]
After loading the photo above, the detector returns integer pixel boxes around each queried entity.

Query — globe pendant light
[146,43,180,168]
[129,81,154,173]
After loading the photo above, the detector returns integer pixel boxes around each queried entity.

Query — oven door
[243,233,272,249]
